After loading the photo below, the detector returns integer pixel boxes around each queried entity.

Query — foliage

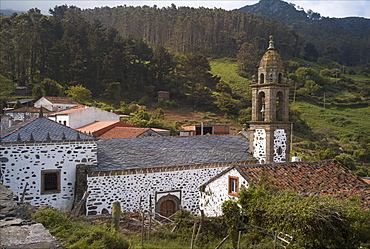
[65,84,92,104]
[13,100,22,109]
[32,78,63,99]
[236,180,370,248]
[221,200,240,248]
[0,74,17,101]
[32,208,129,249]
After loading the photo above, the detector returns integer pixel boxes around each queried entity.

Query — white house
[0,112,97,211]
[86,135,254,216]
[199,161,370,217]
[49,106,120,129]
[34,96,79,112]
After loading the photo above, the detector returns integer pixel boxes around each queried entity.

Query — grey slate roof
[0,116,96,142]
[90,135,252,172]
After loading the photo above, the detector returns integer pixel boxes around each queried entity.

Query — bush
[32,208,129,249]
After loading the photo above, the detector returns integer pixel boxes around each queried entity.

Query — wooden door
[159,200,176,217]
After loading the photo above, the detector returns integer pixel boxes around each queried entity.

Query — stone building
[0,112,97,211]
[248,35,291,163]
[199,160,370,217]
[86,135,254,216]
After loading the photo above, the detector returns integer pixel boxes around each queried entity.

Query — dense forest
[239,0,370,66]
[0,4,369,168]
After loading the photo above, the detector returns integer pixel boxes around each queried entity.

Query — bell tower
[248,36,291,164]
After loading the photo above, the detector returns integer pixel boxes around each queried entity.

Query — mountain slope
[238,0,370,66]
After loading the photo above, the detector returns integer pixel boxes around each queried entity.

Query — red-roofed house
[34,96,79,111]
[49,106,120,129]
[97,127,162,139]
[76,121,134,137]
[199,160,370,217]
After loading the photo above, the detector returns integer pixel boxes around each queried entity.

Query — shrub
[32,208,129,249]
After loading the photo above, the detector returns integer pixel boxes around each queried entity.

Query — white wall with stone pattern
[199,168,249,217]
[0,141,97,211]
[86,166,230,215]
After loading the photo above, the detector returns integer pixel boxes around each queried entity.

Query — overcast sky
[1,0,369,18]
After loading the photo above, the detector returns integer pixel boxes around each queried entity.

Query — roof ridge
[1,116,38,139]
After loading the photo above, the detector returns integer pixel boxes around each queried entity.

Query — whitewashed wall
[199,168,249,217]
[86,166,229,215]
[0,141,97,211]
[68,107,119,129]
[34,98,77,111]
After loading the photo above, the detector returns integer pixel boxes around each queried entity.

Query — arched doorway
[159,200,176,217]
[156,194,180,218]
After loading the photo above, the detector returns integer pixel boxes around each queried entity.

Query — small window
[41,170,60,194]
[228,176,239,197]
[63,121,67,125]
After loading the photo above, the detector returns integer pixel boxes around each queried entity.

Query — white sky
[1,0,369,18]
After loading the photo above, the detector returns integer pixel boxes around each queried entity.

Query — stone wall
[86,161,252,215]
[1,141,97,211]
[199,168,249,217]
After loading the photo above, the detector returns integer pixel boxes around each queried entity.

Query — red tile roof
[236,160,370,209]
[98,127,151,139]
[6,106,50,113]
[43,96,78,104]
[77,121,133,136]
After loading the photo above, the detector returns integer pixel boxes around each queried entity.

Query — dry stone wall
[0,141,97,211]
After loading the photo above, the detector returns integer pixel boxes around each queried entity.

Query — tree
[221,200,240,248]
[236,179,370,248]
[237,42,258,77]
[32,78,63,99]
[65,84,92,103]
[217,92,238,116]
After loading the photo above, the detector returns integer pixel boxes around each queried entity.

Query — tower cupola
[257,35,284,84]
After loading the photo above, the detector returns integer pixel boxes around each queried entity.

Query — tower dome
[257,35,284,84]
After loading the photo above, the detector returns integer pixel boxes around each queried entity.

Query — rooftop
[0,115,96,142]
[41,96,78,105]
[236,160,370,209]
[90,134,252,172]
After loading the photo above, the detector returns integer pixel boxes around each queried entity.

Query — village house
[48,105,120,128]
[85,135,254,216]
[199,160,370,217]
[0,111,97,211]
[34,96,78,112]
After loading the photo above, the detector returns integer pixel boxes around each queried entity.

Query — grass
[210,58,251,95]
[291,101,370,139]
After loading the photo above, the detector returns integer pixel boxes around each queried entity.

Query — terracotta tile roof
[98,127,151,139]
[235,161,370,209]
[49,105,86,115]
[6,106,50,113]
[77,121,133,136]
[43,96,78,105]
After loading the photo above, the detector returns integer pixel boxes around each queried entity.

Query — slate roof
[0,116,96,142]
[90,134,252,172]
[233,161,370,209]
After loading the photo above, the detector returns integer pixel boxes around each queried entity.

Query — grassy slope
[291,101,370,139]
[210,58,251,95]
[210,57,370,149]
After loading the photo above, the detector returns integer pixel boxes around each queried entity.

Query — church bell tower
[248,36,291,164]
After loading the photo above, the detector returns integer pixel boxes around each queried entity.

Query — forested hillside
[0,5,369,170]
[83,5,299,58]
[238,0,370,66]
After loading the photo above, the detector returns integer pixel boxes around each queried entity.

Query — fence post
[112,201,121,231]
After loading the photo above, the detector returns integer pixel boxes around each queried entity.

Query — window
[41,170,60,194]
[228,176,239,197]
